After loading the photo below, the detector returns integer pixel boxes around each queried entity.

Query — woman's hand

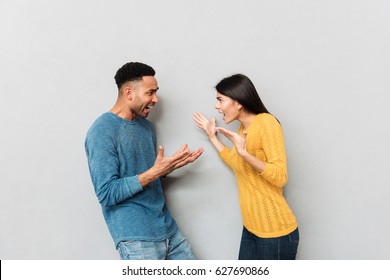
[216,127,248,157]
[192,112,217,139]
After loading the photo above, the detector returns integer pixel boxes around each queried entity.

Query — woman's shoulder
[255,113,279,125]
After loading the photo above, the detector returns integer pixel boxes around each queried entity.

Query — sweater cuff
[260,162,271,178]
[218,147,230,158]
[125,176,143,196]
[260,163,287,188]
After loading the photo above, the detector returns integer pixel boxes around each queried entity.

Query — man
[85,62,203,260]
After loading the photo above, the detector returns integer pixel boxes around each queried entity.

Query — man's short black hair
[114,62,155,89]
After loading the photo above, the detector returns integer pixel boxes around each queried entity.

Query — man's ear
[123,86,132,100]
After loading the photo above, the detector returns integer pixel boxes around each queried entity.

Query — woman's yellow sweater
[219,113,297,238]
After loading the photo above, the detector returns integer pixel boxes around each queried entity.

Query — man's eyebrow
[148,87,159,93]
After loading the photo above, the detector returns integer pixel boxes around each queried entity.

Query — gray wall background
[1,0,389,260]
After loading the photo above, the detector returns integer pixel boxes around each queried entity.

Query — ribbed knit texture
[219,113,297,238]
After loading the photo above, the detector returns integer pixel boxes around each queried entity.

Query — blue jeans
[117,230,195,260]
[239,226,299,260]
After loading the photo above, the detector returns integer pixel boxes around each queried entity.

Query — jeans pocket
[288,228,300,244]
[118,240,136,259]
[119,240,136,246]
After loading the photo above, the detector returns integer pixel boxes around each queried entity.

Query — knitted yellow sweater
[219,113,297,238]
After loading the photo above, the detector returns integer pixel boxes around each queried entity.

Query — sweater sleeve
[218,147,233,169]
[259,115,288,188]
[85,130,143,207]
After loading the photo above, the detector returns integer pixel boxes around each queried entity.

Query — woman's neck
[239,111,256,129]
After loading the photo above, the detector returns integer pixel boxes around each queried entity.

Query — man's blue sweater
[85,112,177,248]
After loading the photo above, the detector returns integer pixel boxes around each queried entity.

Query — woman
[193,74,299,260]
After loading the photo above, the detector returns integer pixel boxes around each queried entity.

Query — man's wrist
[138,168,159,188]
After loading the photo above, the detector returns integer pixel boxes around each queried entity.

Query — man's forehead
[141,76,158,88]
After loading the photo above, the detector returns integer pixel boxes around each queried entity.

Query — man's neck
[110,103,136,121]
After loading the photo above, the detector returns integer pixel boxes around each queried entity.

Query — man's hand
[138,144,204,187]
[171,145,204,169]
[155,144,204,173]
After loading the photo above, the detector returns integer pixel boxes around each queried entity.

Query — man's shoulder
[87,113,120,137]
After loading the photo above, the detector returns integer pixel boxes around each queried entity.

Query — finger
[177,144,189,153]
[193,115,210,131]
[171,145,190,164]
[216,127,228,135]
[215,128,225,135]
[192,112,205,122]
[194,112,204,119]
[216,127,230,133]
[156,146,164,161]
[192,113,201,122]
[190,147,204,157]
[180,151,200,165]
[173,160,188,169]
[172,153,194,168]
[241,134,247,149]
[177,146,202,161]
[190,148,204,160]
[211,117,216,126]
[194,112,209,124]
[216,127,234,141]
[217,127,235,136]
[192,112,200,118]
[173,147,204,168]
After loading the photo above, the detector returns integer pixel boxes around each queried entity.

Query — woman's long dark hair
[215,74,269,115]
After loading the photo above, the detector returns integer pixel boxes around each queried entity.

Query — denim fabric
[117,229,195,260]
[238,226,299,260]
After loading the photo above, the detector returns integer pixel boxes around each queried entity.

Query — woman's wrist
[239,149,251,159]
[207,128,217,139]
[208,133,216,140]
